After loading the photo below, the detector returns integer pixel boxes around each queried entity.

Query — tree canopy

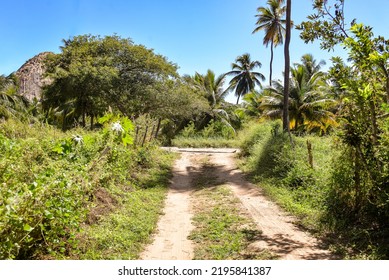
[43,35,180,128]
[226,53,266,104]
[253,0,286,86]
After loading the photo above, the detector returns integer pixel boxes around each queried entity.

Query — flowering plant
[111,121,124,134]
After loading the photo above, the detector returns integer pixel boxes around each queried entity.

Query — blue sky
[1,0,388,102]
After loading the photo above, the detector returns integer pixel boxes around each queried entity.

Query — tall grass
[0,119,174,259]
[171,120,238,148]
[172,136,238,148]
[238,120,389,259]
[238,120,336,231]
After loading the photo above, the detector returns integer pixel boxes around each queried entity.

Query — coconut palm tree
[0,75,29,120]
[241,90,263,117]
[193,70,229,108]
[226,53,266,104]
[253,0,286,86]
[298,53,326,81]
[184,70,234,131]
[260,62,337,134]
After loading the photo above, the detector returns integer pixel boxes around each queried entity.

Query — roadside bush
[239,120,335,229]
[0,127,90,259]
[237,120,275,157]
[172,119,237,148]
[239,119,389,258]
[0,116,170,259]
[179,119,235,139]
[180,121,197,138]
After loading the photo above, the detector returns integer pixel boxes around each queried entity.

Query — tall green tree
[298,0,389,233]
[0,74,29,120]
[43,35,177,129]
[253,0,286,86]
[226,53,265,104]
[260,58,336,133]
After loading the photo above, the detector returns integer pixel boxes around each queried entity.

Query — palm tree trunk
[283,0,291,133]
[236,94,240,105]
[270,41,274,87]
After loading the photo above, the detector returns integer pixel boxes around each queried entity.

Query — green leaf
[121,134,133,147]
[120,117,134,133]
[98,113,114,124]
[52,144,64,154]
[23,224,33,232]
[44,210,54,219]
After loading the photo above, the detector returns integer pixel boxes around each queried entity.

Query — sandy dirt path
[209,151,334,260]
[140,152,195,260]
[141,148,334,260]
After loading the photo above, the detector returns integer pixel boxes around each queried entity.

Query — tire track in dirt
[209,151,334,260]
[140,152,195,260]
[141,148,335,260]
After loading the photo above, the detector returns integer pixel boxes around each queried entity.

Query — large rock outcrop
[15,52,53,102]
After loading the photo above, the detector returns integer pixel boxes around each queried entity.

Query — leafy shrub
[0,116,167,259]
[178,119,235,140]
[180,121,196,138]
[237,120,275,156]
[239,120,335,229]
[201,120,235,139]
[0,132,88,259]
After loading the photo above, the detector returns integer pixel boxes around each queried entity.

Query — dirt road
[141,148,334,260]
[140,152,195,260]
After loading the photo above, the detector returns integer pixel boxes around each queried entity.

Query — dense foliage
[0,75,28,120]
[0,117,173,259]
[258,54,336,134]
[42,35,207,132]
[2,0,389,260]
[297,0,389,253]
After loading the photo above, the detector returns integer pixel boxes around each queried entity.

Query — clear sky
[1,0,388,102]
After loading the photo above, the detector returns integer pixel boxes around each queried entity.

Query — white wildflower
[72,134,83,144]
[111,121,124,133]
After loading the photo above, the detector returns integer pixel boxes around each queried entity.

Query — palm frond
[259,54,338,133]
[227,54,265,103]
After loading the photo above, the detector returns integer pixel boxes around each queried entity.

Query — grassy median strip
[188,155,276,260]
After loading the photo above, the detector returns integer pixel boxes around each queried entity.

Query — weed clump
[0,117,174,259]
[238,121,335,231]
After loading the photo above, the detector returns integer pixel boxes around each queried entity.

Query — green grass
[238,121,336,231]
[77,187,166,259]
[76,150,176,259]
[172,135,238,148]
[0,118,176,259]
[189,185,276,260]
[186,155,276,260]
